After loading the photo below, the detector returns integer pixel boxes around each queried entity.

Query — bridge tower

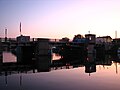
[35,38,51,72]
[35,38,51,56]
[85,34,96,54]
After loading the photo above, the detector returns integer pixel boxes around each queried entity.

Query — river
[0,52,120,90]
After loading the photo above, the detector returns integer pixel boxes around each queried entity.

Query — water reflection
[3,51,16,62]
[36,56,51,72]
[52,53,61,60]
[1,52,120,90]
[84,54,96,74]
[1,52,120,75]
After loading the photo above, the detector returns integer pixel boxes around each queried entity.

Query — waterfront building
[96,36,112,44]
[112,38,120,53]
[72,34,88,43]
[16,35,30,43]
[112,38,120,44]
[59,37,69,43]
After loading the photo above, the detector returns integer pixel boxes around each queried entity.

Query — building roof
[113,38,120,40]
[97,36,112,39]
[85,34,96,36]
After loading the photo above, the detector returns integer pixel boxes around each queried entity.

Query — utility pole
[115,30,117,38]
[20,22,22,36]
[5,28,7,42]
[88,31,90,34]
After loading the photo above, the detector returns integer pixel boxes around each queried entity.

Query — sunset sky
[0,0,120,39]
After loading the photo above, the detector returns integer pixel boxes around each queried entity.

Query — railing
[49,39,60,42]
[0,37,73,42]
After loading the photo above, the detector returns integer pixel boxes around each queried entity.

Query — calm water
[0,52,120,90]
[3,51,16,62]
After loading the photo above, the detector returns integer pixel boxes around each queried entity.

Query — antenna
[88,31,90,34]
[5,28,7,42]
[20,73,22,86]
[20,22,22,36]
[88,26,91,34]
[116,62,118,74]
[5,28,7,38]
[115,30,117,38]
[5,71,8,86]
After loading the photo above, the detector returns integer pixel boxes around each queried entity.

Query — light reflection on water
[1,52,120,90]
[52,53,61,60]
[3,52,61,62]
[1,65,120,90]
[3,51,16,62]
